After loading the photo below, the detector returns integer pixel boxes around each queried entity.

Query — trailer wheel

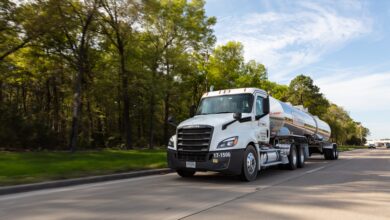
[240,145,258,182]
[333,145,339,160]
[177,170,196,177]
[287,145,298,170]
[324,149,332,160]
[297,146,305,168]
[324,145,338,160]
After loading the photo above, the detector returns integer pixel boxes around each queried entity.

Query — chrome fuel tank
[269,97,331,141]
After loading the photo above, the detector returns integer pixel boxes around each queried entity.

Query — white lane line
[0,173,175,201]
[305,166,326,174]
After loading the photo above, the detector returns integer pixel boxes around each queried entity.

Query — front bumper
[167,149,244,175]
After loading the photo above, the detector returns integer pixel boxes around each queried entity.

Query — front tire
[240,145,258,182]
[177,170,196,177]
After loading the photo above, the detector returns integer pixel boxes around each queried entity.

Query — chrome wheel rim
[246,152,256,174]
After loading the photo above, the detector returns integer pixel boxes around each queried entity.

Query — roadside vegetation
[0,145,370,186]
[0,0,369,152]
[0,149,166,186]
[338,146,368,152]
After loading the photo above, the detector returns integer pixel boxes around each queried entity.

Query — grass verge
[338,145,367,152]
[0,149,167,186]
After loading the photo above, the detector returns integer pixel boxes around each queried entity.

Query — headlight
[217,136,238,148]
[168,140,174,149]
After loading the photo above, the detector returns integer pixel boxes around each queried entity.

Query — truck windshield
[196,94,254,115]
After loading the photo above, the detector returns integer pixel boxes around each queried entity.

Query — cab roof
[202,88,267,98]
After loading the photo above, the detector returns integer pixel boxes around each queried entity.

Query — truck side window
[256,96,264,116]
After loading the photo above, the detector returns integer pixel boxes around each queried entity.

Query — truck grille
[177,151,209,162]
[177,126,213,152]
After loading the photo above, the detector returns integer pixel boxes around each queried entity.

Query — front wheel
[177,170,196,177]
[240,145,258,182]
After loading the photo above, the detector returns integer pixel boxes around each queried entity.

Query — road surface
[0,149,389,220]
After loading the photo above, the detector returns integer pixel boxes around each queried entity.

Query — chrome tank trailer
[269,97,331,141]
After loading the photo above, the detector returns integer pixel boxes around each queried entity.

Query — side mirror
[167,116,177,127]
[233,112,242,120]
[189,105,196,117]
[263,97,270,114]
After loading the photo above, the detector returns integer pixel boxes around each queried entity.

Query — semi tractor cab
[167,88,338,181]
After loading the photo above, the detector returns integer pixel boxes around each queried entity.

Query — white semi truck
[167,88,338,181]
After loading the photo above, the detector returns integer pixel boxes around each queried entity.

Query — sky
[205,0,390,140]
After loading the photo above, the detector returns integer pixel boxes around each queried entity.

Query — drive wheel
[297,145,305,168]
[240,145,258,182]
[287,145,298,170]
[177,170,196,177]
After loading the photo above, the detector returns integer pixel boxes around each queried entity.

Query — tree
[40,0,100,151]
[288,75,330,117]
[208,41,244,89]
[0,0,369,150]
[141,0,216,147]
[261,80,289,101]
[236,60,267,88]
[99,0,140,149]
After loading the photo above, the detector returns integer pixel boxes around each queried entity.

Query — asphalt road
[0,149,389,220]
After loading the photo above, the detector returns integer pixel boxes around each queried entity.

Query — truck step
[259,149,280,153]
[261,161,283,167]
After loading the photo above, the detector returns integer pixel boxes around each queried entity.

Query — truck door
[254,94,270,144]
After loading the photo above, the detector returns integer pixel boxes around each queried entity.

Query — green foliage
[207,41,267,90]
[288,74,330,117]
[323,104,369,145]
[0,105,60,149]
[0,0,368,150]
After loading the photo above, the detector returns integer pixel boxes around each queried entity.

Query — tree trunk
[53,79,60,132]
[163,60,171,145]
[119,46,132,149]
[86,95,94,147]
[0,80,3,107]
[21,85,27,114]
[46,79,51,113]
[163,92,170,145]
[148,92,155,149]
[69,59,84,152]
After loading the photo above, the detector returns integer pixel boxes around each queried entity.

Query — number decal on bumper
[213,152,231,158]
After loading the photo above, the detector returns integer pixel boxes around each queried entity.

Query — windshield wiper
[214,111,233,114]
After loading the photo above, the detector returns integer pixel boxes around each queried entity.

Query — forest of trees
[0,0,369,151]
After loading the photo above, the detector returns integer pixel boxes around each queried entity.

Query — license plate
[186,161,196,168]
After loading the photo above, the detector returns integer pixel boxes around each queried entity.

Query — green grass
[338,145,367,152]
[0,149,167,186]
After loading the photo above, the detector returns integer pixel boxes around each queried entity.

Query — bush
[0,105,60,150]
